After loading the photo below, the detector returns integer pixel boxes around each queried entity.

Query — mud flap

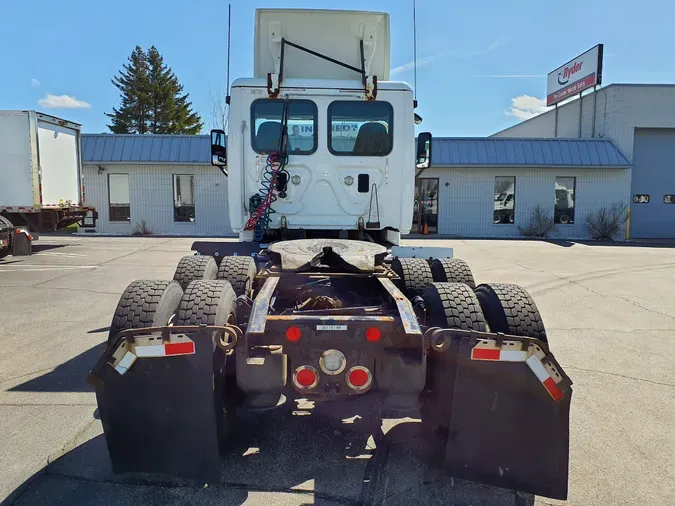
[425,334,571,499]
[91,331,221,483]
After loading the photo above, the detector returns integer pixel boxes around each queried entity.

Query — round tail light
[286,326,301,342]
[293,366,319,389]
[346,366,372,391]
[365,327,381,342]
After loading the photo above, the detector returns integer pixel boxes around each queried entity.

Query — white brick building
[414,138,631,240]
[494,84,675,238]
[80,135,234,236]
[79,134,632,240]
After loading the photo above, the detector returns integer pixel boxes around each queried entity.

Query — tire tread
[173,255,218,290]
[475,283,547,342]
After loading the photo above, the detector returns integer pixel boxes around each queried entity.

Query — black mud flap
[425,334,571,500]
[90,332,221,483]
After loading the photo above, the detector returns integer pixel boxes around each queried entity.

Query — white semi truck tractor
[89,9,572,499]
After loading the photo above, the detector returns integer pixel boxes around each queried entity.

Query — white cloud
[31,78,40,87]
[391,55,435,75]
[505,95,549,120]
[38,93,91,109]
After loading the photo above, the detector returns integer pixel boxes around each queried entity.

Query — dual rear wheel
[390,256,546,339]
[107,255,258,447]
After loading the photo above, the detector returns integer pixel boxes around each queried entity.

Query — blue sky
[2,0,674,136]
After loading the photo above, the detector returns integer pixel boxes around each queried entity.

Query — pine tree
[106,46,150,134]
[146,46,203,134]
[107,46,203,134]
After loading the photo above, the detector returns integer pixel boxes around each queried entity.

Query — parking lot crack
[560,364,675,388]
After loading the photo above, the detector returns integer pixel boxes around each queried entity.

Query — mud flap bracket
[424,328,572,500]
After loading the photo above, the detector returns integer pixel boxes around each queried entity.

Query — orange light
[365,327,381,342]
[286,326,301,342]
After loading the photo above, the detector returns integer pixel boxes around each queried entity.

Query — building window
[251,99,317,154]
[555,177,576,224]
[328,101,393,156]
[664,195,675,204]
[108,173,130,222]
[633,194,650,204]
[494,177,515,224]
[173,174,195,222]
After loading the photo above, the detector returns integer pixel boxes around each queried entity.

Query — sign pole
[591,85,598,138]
[578,92,583,138]
[554,104,558,138]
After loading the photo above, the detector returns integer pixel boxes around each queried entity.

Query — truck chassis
[89,239,571,499]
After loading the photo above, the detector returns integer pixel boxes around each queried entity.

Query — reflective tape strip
[165,341,195,356]
[134,341,195,358]
[135,344,167,358]
[472,348,501,360]
[497,349,528,362]
[527,355,564,402]
[114,351,137,375]
[543,377,564,402]
[526,354,549,381]
[471,347,527,362]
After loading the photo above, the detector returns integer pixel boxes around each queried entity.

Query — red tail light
[286,326,301,342]
[346,366,372,391]
[293,366,319,389]
[365,327,381,342]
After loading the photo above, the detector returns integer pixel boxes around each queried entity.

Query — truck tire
[430,258,476,289]
[422,282,486,331]
[391,257,433,297]
[217,256,257,297]
[173,280,238,448]
[174,279,237,327]
[107,280,183,346]
[172,255,218,290]
[0,215,13,259]
[474,283,547,343]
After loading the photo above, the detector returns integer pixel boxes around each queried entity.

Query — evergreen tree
[107,46,202,134]
[146,46,202,134]
[106,46,150,134]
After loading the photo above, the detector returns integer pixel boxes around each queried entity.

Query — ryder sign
[547,45,603,106]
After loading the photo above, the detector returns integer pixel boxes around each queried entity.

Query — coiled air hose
[244,152,289,242]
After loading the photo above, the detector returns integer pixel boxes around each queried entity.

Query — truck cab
[210,9,430,246]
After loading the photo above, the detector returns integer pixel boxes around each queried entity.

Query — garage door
[630,129,675,238]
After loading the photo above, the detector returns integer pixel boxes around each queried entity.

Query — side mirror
[416,132,432,169]
[210,129,228,176]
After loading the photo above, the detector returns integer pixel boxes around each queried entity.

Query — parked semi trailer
[0,111,97,236]
[89,9,571,499]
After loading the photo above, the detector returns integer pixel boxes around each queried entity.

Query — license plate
[316,325,347,331]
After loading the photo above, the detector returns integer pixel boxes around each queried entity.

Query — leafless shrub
[585,203,628,240]
[132,220,153,236]
[519,205,556,238]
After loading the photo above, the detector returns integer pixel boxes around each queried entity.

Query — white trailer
[0,111,97,233]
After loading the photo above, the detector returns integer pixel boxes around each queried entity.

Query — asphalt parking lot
[1,236,674,506]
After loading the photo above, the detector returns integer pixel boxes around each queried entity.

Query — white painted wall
[494,85,675,160]
[420,166,631,240]
[82,164,233,236]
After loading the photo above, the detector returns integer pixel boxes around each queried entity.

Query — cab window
[328,101,393,156]
[251,99,317,154]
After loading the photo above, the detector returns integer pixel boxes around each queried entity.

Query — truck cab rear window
[251,99,317,155]
[328,101,393,156]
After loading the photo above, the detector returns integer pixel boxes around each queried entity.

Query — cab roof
[231,78,412,92]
